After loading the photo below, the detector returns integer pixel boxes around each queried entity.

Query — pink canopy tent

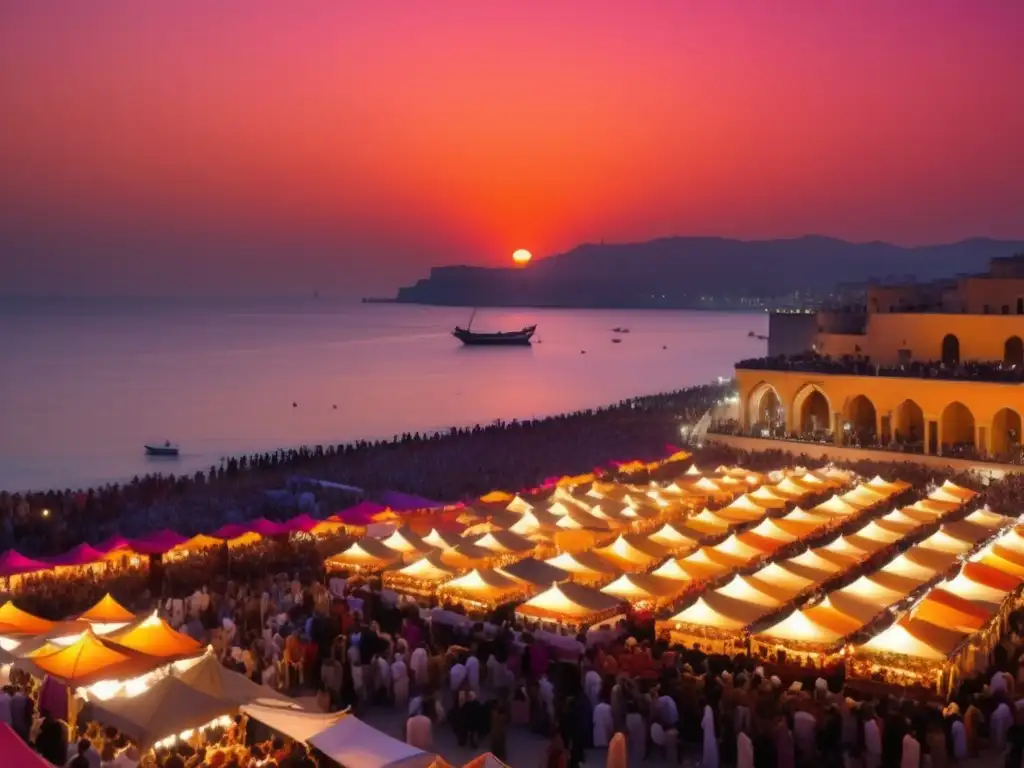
[210,523,249,540]
[283,514,318,533]
[378,490,444,511]
[0,550,52,577]
[130,529,189,555]
[245,518,289,537]
[329,501,386,525]
[0,722,51,768]
[95,535,134,553]
[45,543,106,567]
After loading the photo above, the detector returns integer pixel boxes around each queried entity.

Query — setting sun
[512,248,532,266]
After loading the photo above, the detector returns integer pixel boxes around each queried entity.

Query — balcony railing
[735,355,1024,383]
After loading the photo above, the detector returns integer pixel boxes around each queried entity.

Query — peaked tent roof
[31,629,159,687]
[175,651,290,707]
[0,550,51,578]
[106,613,203,658]
[858,620,963,661]
[45,543,107,568]
[131,530,190,555]
[382,528,433,555]
[328,539,401,568]
[329,500,387,525]
[79,594,136,624]
[668,593,767,630]
[308,715,435,768]
[0,601,56,635]
[396,553,457,582]
[545,551,619,577]
[756,607,850,645]
[86,675,229,751]
[472,531,535,554]
[601,573,689,601]
[499,558,568,589]
[518,582,621,621]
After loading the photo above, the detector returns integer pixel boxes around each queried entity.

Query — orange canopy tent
[78,594,135,625]
[106,614,203,659]
[0,602,56,635]
[31,629,161,687]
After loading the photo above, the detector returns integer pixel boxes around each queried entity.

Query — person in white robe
[391,653,409,708]
[466,655,480,694]
[900,732,920,768]
[410,646,428,691]
[593,701,614,748]
[737,731,754,768]
[950,717,966,760]
[702,704,719,768]
[585,668,602,708]
[538,674,555,718]
[991,700,1013,748]
[864,714,882,768]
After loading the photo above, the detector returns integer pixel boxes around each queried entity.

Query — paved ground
[358,706,702,768]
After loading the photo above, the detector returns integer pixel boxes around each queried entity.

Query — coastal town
[4,257,1024,767]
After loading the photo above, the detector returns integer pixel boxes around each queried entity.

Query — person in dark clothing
[35,710,67,767]
[881,711,908,768]
[1006,708,1024,768]
[68,740,92,768]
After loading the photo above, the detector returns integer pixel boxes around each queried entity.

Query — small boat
[452,310,536,346]
[611,338,622,344]
[145,441,180,457]
[612,327,630,334]
[453,325,537,346]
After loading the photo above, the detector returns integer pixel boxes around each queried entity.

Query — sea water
[0,299,767,492]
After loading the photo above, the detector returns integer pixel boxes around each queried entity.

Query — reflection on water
[0,300,767,491]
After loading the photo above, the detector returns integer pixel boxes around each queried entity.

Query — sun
[512,248,532,266]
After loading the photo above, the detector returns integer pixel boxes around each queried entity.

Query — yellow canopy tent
[601,574,690,605]
[595,535,668,573]
[382,529,434,556]
[842,485,888,509]
[440,544,494,571]
[751,562,819,595]
[480,491,513,503]
[31,629,161,687]
[544,551,618,585]
[170,534,224,554]
[686,509,733,536]
[857,618,966,662]
[107,613,204,659]
[472,531,535,555]
[516,582,621,625]
[963,509,1010,530]
[911,588,993,634]
[326,539,401,572]
[648,522,701,553]
[79,594,135,625]
[0,602,56,635]
[755,599,862,648]
[813,495,859,516]
[667,592,768,632]
[865,476,911,495]
[715,574,794,606]
[422,529,463,551]
[438,568,531,609]
[787,548,855,574]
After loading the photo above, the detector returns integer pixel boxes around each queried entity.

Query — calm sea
[0,299,767,492]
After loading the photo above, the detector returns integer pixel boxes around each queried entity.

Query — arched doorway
[992,408,1022,458]
[845,395,878,445]
[1005,337,1023,366]
[941,334,960,366]
[893,399,924,447]
[747,383,784,435]
[940,401,975,455]
[799,390,831,436]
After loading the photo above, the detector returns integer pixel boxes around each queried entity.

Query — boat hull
[452,325,536,346]
[145,445,180,457]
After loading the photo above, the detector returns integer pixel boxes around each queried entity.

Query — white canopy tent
[308,716,436,768]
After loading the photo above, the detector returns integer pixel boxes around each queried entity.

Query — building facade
[738,255,1024,459]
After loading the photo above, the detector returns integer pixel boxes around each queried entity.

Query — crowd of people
[736,353,1024,384]
[0,385,725,558]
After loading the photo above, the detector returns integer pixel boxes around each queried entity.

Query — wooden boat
[145,441,180,457]
[453,325,536,346]
[452,310,536,346]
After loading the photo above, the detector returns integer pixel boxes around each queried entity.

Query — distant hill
[391,235,1024,309]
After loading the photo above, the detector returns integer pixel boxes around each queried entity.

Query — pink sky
[2,1,1022,296]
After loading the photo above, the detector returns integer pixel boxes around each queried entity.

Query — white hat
[815,677,827,691]
[770,675,782,687]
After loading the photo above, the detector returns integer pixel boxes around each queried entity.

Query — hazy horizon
[3,2,1023,298]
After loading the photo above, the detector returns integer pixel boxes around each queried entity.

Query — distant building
[736,254,1024,460]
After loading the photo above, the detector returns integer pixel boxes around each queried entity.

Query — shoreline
[0,384,727,497]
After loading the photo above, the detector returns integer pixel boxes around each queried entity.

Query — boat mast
[467,309,477,331]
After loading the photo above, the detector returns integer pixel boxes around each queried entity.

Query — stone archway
[747,382,784,434]
[1005,337,1023,367]
[893,399,925,446]
[845,395,878,445]
[992,408,1022,457]
[940,401,975,453]
[941,334,960,366]
[794,386,831,435]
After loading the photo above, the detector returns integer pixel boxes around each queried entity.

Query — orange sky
[1,2,1023,296]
